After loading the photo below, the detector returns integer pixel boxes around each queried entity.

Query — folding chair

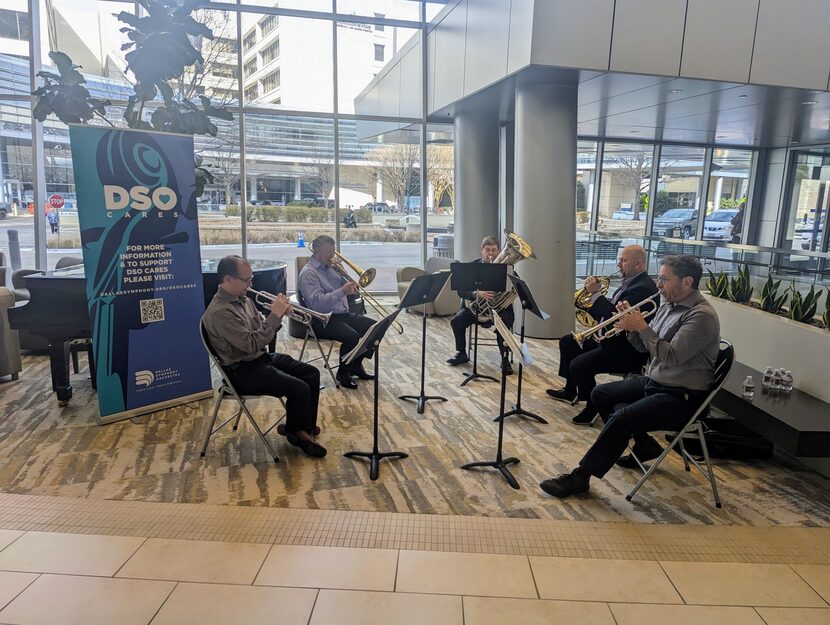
[293,293,339,389]
[199,319,285,463]
[626,339,734,508]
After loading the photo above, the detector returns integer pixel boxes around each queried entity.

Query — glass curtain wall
[576,140,597,236]
[785,151,829,254]
[651,145,705,239]
[598,142,653,237]
[703,149,753,243]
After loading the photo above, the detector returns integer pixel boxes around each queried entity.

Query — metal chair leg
[201,390,224,457]
[239,401,279,463]
[696,421,722,508]
[678,434,691,471]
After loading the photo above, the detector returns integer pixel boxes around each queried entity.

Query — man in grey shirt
[540,255,720,499]
[203,256,325,458]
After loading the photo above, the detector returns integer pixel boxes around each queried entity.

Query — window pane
[702,148,752,243]
[340,119,421,291]
[242,0,334,13]
[426,126,454,257]
[242,15,333,113]
[651,145,705,239]
[336,0,421,22]
[425,2,445,21]
[243,113,335,291]
[576,140,597,235]
[785,152,829,254]
[337,22,420,116]
[598,142,652,237]
[0,99,34,268]
[0,3,30,92]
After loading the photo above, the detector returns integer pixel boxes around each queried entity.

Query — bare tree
[200,121,240,209]
[608,153,651,221]
[304,148,335,205]
[178,9,238,106]
[369,143,419,212]
[427,144,454,213]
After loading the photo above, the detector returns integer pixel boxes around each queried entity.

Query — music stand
[343,308,408,480]
[461,312,523,489]
[451,262,507,386]
[496,273,549,424]
[398,272,451,414]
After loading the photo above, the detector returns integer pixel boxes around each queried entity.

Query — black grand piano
[9,260,286,406]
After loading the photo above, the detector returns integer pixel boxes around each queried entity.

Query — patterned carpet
[2,304,830,527]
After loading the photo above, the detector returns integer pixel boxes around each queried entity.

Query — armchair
[396,256,459,317]
[0,287,22,380]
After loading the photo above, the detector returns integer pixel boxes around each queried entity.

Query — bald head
[617,245,647,279]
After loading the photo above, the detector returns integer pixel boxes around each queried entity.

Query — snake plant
[788,283,823,324]
[706,270,729,298]
[823,289,830,330]
[760,274,788,314]
[727,264,753,303]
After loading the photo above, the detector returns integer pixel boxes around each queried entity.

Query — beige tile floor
[0,515,827,625]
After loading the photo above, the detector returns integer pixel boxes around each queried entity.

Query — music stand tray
[398,272,451,414]
[343,308,408,480]
[450,262,507,386]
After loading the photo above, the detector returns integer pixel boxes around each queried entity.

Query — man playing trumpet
[203,255,326,458]
[297,235,375,390]
[547,245,657,425]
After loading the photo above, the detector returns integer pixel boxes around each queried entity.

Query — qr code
[140,298,165,324]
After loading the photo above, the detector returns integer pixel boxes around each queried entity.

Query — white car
[702,209,739,241]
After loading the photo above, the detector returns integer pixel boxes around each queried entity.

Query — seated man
[446,235,516,376]
[547,245,657,425]
[203,255,326,458]
[297,235,375,390]
[540,255,720,498]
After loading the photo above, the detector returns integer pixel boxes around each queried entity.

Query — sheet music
[492,312,532,366]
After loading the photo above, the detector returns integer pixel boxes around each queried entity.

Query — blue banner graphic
[69,126,211,422]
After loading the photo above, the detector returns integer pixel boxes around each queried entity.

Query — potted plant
[759,274,789,314]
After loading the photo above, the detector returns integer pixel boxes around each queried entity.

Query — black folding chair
[199,318,285,463]
[293,292,339,389]
[626,339,734,508]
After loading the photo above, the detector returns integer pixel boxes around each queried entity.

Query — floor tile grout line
[0,531,28,558]
[605,602,620,625]
[656,561,687,606]
[785,563,830,608]
[753,606,772,625]
[145,580,178,625]
[111,536,150,579]
[460,593,466,625]
[526,555,540,600]
[305,588,320,625]
[251,543,276,587]
[0,571,41,614]
[393,549,401,592]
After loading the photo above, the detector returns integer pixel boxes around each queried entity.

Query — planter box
[706,295,830,403]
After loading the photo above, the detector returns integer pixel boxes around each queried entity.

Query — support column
[514,83,577,338]
[499,122,515,234]
[713,176,724,211]
[294,177,302,200]
[454,112,499,261]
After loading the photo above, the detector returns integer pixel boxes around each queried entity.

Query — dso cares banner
[69,125,212,424]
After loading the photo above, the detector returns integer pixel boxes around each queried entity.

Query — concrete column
[294,177,302,200]
[499,122,515,234]
[713,176,724,210]
[248,174,258,202]
[454,112,499,261]
[514,82,577,338]
[375,177,383,202]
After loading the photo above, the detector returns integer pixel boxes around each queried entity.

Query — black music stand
[461,314,522,489]
[343,308,408,480]
[496,273,549,424]
[451,262,507,387]
[398,272,451,414]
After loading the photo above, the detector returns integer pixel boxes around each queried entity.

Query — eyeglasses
[234,275,254,284]
[656,275,680,283]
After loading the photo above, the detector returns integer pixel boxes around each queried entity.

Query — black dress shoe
[502,361,513,376]
[278,424,321,437]
[286,433,327,458]
[336,368,358,389]
[539,471,590,498]
[571,405,599,426]
[351,363,376,380]
[616,437,663,469]
[446,351,469,366]
[546,388,577,402]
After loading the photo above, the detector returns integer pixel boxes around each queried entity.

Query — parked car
[652,208,699,238]
[612,204,635,220]
[702,209,740,241]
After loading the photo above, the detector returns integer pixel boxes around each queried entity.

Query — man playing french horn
[297,235,376,390]
[446,235,516,376]
[547,245,658,425]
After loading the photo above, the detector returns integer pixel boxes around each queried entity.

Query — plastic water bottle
[782,370,793,394]
[741,375,755,400]
[762,366,774,390]
[771,369,783,395]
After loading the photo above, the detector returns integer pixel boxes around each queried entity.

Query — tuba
[573,276,611,327]
[467,231,535,322]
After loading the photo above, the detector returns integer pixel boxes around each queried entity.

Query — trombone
[247,288,332,327]
[571,292,660,348]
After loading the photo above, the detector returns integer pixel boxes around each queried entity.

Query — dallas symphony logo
[134,370,155,387]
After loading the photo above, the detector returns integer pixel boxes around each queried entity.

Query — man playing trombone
[540,255,720,499]
[297,235,376,390]
[203,255,326,458]
[547,245,657,425]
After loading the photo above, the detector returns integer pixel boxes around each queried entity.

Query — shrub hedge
[224,205,372,224]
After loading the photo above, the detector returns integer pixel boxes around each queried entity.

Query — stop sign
[48,194,64,209]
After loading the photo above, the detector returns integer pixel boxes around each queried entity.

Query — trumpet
[247,288,332,327]
[571,292,660,348]
[574,275,612,327]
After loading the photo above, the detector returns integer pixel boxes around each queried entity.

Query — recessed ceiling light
[738,94,749,99]
[791,140,800,144]
[716,135,727,139]
[628,130,639,133]
[802,100,818,105]
[668,89,682,94]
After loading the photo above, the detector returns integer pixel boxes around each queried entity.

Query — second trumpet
[571,292,660,348]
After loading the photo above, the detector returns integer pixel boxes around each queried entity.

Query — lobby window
[784,152,829,253]
[243,58,258,78]
[0,9,29,41]
[261,69,280,93]
[244,84,259,102]
[260,39,280,65]
[374,44,384,62]
[243,30,257,53]
[598,142,654,237]
[576,141,598,235]
[703,149,753,243]
[259,14,278,37]
[651,145,705,239]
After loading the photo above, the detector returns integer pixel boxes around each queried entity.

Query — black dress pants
[451,306,515,355]
[311,312,375,368]
[227,353,320,435]
[579,375,704,478]
[557,334,649,401]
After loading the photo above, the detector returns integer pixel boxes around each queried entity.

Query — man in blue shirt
[297,235,375,389]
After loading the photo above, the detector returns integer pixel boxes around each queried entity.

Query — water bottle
[782,370,793,394]
[771,369,783,395]
[762,366,774,390]
[741,375,755,400]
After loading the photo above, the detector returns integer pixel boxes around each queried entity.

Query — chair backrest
[712,339,735,388]
[55,256,83,270]
[199,317,238,394]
